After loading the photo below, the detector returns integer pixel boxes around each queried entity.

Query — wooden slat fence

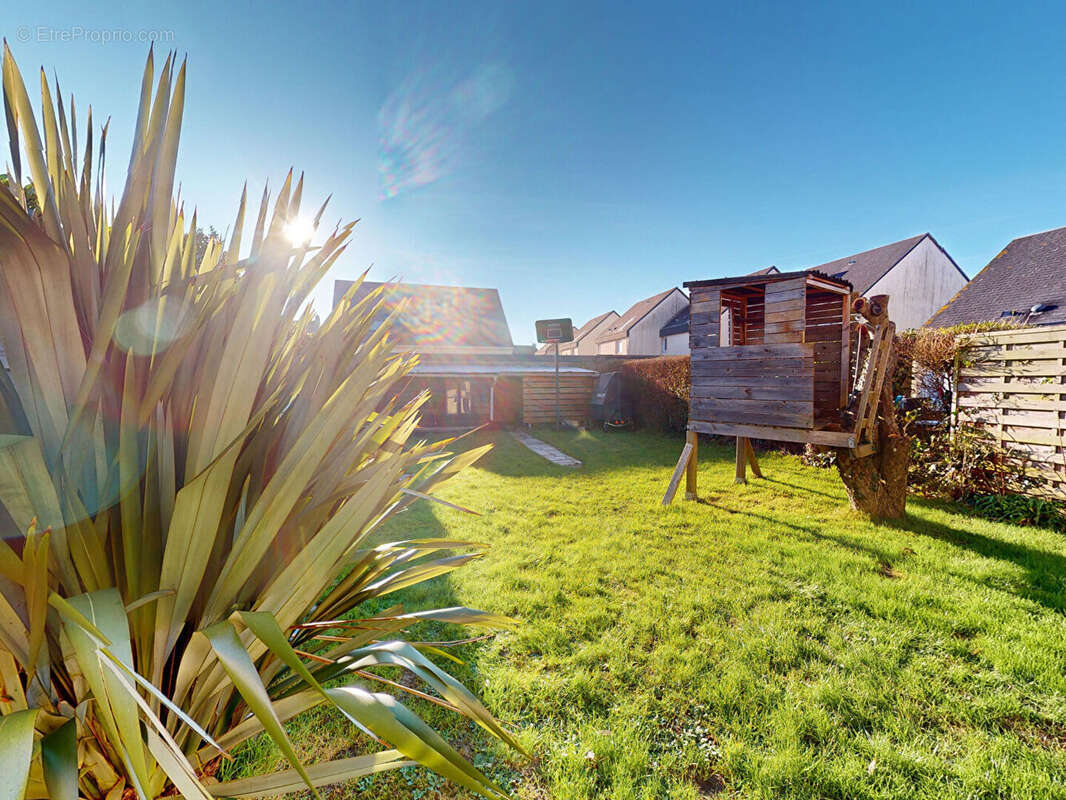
[522,374,597,425]
[954,324,1066,499]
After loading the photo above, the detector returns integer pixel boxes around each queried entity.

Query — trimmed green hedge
[621,356,689,432]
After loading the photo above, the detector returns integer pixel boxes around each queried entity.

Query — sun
[283,215,316,246]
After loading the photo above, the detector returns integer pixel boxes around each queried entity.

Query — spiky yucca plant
[0,45,520,799]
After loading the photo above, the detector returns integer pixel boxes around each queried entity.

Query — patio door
[443,379,478,425]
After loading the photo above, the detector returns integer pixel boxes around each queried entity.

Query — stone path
[510,430,582,467]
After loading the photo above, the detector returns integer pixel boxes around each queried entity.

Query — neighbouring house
[595,288,688,355]
[808,233,967,330]
[925,225,1066,328]
[332,280,598,427]
[536,310,620,356]
[658,267,780,354]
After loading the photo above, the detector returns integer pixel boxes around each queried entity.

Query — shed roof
[684,269,851,291]
[662,266,786,336]
[597,288,684,343]
[332,280,513,348]
[925,225,1066,328]
[410,363,596,376]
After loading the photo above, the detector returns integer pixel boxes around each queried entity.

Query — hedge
[621,356,689,432]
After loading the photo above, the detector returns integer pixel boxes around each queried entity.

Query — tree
[834,296,910,519]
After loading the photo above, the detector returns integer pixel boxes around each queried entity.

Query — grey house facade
[810,233,967,330]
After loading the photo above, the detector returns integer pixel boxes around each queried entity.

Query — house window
[615,339,627,355]
[661,337,668,353]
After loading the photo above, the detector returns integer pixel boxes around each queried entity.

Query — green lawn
[231,430,1066,799]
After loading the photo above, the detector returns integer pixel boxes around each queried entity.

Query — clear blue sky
[9,1,1066,343]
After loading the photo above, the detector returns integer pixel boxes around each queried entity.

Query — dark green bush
[968,493,1066,531]
[621,356,689,432]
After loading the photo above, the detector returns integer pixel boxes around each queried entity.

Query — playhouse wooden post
[744,437,763,478]
[735,436,748,484]
[685,430,698,500]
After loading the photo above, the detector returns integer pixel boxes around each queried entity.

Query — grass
[229,429,1066,799]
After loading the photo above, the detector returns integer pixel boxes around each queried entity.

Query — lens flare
[114,296,191,355]
[378,62,514,199]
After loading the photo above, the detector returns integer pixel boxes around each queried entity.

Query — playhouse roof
[683,269,851,292]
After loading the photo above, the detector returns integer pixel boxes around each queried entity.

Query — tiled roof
[660,306,689,336]
[332,280,513,347]
[806,234,965,295]
[926,226,1066,328]
[573,310,618,343]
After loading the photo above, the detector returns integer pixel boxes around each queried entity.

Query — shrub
[621,356,690,432]
[968,493,1066,531]
[0,47,517,799]
[908,427,1010,500]
[894,321,1019,412]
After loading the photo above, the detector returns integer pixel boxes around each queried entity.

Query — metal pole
[555,342,561,429]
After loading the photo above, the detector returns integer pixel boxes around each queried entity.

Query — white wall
[660,332,689,354]
[627,289,689,355]
[867,236,968,330]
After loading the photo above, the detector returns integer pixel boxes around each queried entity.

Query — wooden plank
[962,361,1066,377]
[763,288,805,305]
[962,324,1066,345]
[735,436,747,484]
[967,345,1066,361]
[957,380,1066,394]
[662,442,693,505]
[691,397,813,417]
[690,343,813,361]
[744,437,763,478]
[691,372,815,390]
[689,420,855,447]
[689,311,721,326]
[959,413,1065,432]
[690,402,813,428]
[763,317,801,337]
[764,279,806,296]
[690,333,721,348]
[958,395,1066,411]
[992,428,1066,447]
[765,308,805,325]
[764,296,805,312]
[690,384,811,401]
[691,359,812,378]
[685,430,698,500]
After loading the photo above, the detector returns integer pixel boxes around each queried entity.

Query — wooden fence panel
[522,374,597,425]
[955,324,1066,499]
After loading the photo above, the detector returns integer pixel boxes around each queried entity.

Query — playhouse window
[718,285,765,346]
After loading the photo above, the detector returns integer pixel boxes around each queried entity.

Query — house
[332,280,598,427]
[925,225,1066,328]
[537,310,620,356]
[658,267,780,354]
[595,288,688,355]
[809,233,967,330]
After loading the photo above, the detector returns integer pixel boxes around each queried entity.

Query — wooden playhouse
[663,270,897,502]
